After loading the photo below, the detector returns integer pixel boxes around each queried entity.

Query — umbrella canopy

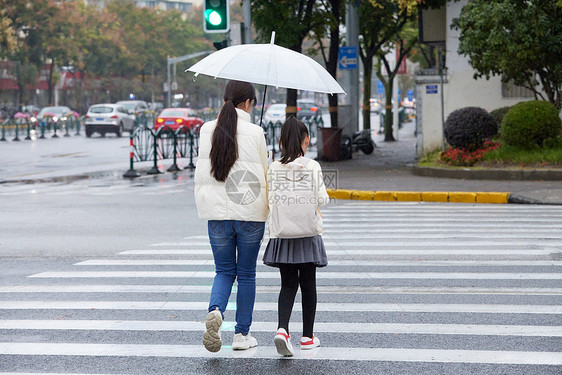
[14,112,30,119]
[186,32,345,95]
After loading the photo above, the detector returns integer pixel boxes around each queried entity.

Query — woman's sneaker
[203,308,222,352]
[232,332,258,350]
[274,328,294,356]
[300,335,320,349]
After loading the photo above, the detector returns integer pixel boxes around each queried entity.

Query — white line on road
[119,249,557,255]
[75,259,562,267]
[1,320,560,337]
[0,343,559,365]
[1,301,560,314]
[27,271,562,280]
[1,285,560,295]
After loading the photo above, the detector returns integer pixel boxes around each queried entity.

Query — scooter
[352,129,376,154]
[340,129,376,160]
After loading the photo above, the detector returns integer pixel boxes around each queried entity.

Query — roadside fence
[0,116,83,142]
[123,125,200,178]
[123,116,320,178]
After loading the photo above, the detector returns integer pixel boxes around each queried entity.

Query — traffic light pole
[167,51,212,108]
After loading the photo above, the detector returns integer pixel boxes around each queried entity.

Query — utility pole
[345,1,360,132]
[243,0,252,44]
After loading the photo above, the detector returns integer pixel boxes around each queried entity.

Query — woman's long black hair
[210,80,256,182]
[279,116,309,164]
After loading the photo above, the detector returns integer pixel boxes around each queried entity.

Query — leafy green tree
[310,0,343,127]
[452,0,562,110]
[251,0,324,117]
[358,0,416,139]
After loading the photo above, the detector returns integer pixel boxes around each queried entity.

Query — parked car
[264,103,287,124]
[297,99,322,120]
[84,103,136,137]
[369,98,383,113]
[36,106,72,122]
[154,108,203,132]
[115,100,149,116]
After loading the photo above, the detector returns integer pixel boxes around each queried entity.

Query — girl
[263,116,330,356]
[195,80,269,352]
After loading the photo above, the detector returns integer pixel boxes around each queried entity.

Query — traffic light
[204,0,230,33]
[213,39,228,50]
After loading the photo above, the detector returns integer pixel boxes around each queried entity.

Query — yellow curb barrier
[421,192,449,202]
[476,192,510,204]
[449,192,477,203]
[351,190,375,200]
[328,189,510,204]
[394,191,422,202]
[327,189,353,200]
[373,191,395,201]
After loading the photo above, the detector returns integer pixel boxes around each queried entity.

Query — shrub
[440,140,500,166]
[489,106,512,129]
[501,100,561,149]
[444,107,498,151]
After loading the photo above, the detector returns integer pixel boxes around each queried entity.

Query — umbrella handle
[259,85,268,127]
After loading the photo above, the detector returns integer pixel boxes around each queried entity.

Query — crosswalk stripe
[1,285,559,295]
[118,249,558,255]
[27,271,562,280]
[1,301,560,314]
[74,259,562,267]
[0,343,560,365]
[1,320,560,337]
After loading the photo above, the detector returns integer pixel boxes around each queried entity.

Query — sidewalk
[316,120,562,205]
[0,121,560,204]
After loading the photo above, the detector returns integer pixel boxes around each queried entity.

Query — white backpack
[269,157,322,239]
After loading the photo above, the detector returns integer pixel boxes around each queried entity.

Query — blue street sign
[407,89,414,100]
[338,46,358,70]
[376,80,384,94]
[426,85,438,94]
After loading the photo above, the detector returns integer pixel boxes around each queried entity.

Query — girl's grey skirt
[263,235,327,268]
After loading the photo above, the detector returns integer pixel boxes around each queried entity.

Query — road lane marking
[0,343,559,365]
[0,320,560,337]
[75,259,562,267]
[27,271,562,280]
[1,285,560,295]
[1,301,560,314]
[119,249,557,255]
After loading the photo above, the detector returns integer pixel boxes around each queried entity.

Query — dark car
[297,99,322,120]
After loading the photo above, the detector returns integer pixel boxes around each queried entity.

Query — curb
[412,165,562,181]
[327,189,510,204]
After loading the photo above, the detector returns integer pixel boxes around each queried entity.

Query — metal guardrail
[123,124,200,178]
[0,116,83,142]
[123,116,321,178]
[261,116,322,154]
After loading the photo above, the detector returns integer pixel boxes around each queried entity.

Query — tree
[251,0,323,118]
[358,0,416,140]
[310,0,343,127]
[452,0,562,110]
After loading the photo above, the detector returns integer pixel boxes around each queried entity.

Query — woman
[194,80,268,353]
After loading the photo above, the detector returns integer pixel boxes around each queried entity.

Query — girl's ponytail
[210,80,256,182]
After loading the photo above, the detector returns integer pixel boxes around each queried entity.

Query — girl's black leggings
[277,263,317,338]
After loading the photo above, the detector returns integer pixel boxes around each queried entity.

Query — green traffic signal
[204,0,229,33]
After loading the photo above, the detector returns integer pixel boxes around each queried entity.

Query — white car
[84,104,136,137]
[263,103,287,124]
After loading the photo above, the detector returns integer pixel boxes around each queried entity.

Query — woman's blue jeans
[207,220,265,335]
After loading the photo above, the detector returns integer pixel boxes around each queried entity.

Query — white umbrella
[186,32,345,95]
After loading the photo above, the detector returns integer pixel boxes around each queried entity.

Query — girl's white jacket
[267,156,330,238]
[194,109,269,222]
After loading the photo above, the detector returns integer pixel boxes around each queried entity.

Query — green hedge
[501,100,561,149]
